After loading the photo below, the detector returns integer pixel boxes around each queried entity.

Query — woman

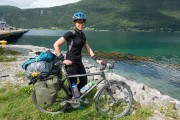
[53,12,104,95]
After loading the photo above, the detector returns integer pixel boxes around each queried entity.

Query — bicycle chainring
[70,98,80,108]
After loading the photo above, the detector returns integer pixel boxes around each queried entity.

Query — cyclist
[54,12,105,96]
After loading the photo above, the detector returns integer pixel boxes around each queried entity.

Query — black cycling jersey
[63,29,86,63]
[63,29,88,90]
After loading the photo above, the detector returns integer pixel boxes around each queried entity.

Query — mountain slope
[0,5,21,16]
[0,0,180,31]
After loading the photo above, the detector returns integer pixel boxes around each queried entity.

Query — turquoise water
[11,30,180,100]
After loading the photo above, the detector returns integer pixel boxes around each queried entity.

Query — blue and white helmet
[72,12,86,22]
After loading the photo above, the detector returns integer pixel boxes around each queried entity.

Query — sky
[0,0,81,9]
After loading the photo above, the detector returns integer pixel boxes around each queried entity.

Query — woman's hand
[96,59,106,65]
[63,59,72,65]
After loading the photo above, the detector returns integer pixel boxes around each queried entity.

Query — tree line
[0,0,180,32]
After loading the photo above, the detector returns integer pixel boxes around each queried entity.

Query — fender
[93,80,127,99]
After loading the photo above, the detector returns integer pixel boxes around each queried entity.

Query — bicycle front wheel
[32,84,70,114]
[95,81,133,118]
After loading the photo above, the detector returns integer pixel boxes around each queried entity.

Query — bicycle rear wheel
[95,81,133,118]
[32,84,70,114]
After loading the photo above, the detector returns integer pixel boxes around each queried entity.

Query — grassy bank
[0,84,153,120]
[0,47,19,62]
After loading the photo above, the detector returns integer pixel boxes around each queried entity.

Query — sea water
[11,30,180,100]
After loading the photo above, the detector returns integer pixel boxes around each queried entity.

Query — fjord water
[12,30,180,100]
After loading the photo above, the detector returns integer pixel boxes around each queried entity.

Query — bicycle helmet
[72,12,86,22]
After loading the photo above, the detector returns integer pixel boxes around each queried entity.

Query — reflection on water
[12,30,180,100]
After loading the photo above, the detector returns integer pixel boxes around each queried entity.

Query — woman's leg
[77,63,87,90]
[66,63,87,90]
[65,64,78,94]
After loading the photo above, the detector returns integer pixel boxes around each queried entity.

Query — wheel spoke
[95,81,133,118]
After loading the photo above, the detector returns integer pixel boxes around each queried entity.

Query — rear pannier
[34,76,60,106]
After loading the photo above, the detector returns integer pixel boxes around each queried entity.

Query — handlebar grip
[100,64,107,71]
[107,63,114,69]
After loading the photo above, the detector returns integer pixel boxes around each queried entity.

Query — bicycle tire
[95,81,133,118]
[32,84,70,114]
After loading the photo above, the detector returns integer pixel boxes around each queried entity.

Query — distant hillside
[0,5,21,16]
[0,0,180,31]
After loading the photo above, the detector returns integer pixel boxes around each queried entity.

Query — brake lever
[100,64,107,71]
[54,60,63,67]
[107,62,114,69]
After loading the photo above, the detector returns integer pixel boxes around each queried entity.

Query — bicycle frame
[31,60,133,117]
[61,65,110,99]
[32,59,133,118]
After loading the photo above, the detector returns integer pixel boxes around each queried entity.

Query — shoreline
[0,44,180,119]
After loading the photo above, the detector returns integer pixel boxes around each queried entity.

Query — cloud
[0,0,81,9]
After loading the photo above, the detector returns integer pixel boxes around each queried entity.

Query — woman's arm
[84,41,105,64]
[84,41,95,57]
[53,37,72,65]
[53,37,66,57]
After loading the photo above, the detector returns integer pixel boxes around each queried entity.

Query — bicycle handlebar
[54,56,114,71]
[34,52,114,71]
[100,62,114,71]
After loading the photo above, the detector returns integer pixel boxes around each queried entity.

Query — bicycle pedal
[78,106,84,109]
[80,98,89,104]
[84,98,89,104]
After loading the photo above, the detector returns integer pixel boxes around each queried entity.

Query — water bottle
[72,83,80,98]
[80,81,94,93]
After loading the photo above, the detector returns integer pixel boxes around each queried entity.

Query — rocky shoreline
[0,45,180,120]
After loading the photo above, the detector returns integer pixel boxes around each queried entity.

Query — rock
[147,110,165,120]
[175,101,180,110]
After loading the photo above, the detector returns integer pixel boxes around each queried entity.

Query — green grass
[0,55,17,62]
[0,47,20,62]
[15,72,26,78]
[0,47,20,55]
[0,84,153,120]
[159,103,179,119]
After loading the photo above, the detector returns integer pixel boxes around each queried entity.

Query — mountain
[0,0,180,31]
[0,5,21,16]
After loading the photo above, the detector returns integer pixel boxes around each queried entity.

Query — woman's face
[75,20,85,31]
